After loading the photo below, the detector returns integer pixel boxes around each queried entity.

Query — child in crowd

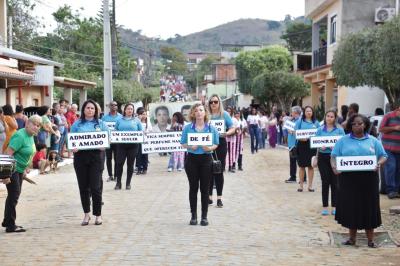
[48,150,58,172]
[33,143,50,174]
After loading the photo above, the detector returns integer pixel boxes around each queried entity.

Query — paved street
[1,142,400,265]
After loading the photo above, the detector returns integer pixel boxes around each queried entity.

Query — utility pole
[396,0,399,16]
[103,0,113,113]
[111,0,118,77]
[7,16,12,48]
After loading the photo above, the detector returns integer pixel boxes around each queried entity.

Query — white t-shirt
[231,117,240,128]
[247,115,260,125]
[260,116,269,129]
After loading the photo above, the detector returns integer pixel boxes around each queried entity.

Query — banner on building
[110,131,144,144]
[67,131,109,150]
[310,136,342,148]
[141,132,186,154]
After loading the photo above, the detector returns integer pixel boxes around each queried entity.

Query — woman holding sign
[314,110,345,216]
[207,94,236,207]
[71,100,109,226]
[181,103,219,226]
[114,103,143,190]
[331,114,387,248]
[295,106,319,192]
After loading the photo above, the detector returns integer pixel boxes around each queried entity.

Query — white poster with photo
[141,132,187,154]
[187,133,213,146]
[336,156,377,172]
[67,132,110,150]
[110,131,144,144]
[209,120,225,134]
[310,136,343,148]
[295,129,318,139]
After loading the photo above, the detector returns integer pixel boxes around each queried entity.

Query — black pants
[289,153,297,179]
[185,153,212,216]
[209,137,227,196]
[74,150,105,216]
[115,143,139,186]
[317,153,337,207]
[105,143,117,177]
[136,144,148,171]
[2,172,23,229]
[237,154,243,169]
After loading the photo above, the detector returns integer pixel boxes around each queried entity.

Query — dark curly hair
[2,104,14,116]
[346,114,371,134]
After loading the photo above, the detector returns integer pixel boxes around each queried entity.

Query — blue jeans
[384,150,400,194]
[249,125,259,153]
[37,131,47,145]
[259,129,267,149]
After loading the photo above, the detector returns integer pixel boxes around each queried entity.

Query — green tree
[332,17,400,110]
[252,71,309,112]
[160,46,187,75]
[235,45,293,94]
[281,22,312,52]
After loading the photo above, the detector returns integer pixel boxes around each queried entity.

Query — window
[330,15,337,44]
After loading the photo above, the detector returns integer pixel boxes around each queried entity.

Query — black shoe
[285,178,296,183]
[136,170,142,175]
[208,199,213,205]
[189,213,197,225]
[388,192,399,199]
[114,183,121,190]
[142,170,147,175]
[6,226,26,233]
[238,167,243,171]
[126,185,131,190]
[217,199,223,208]
[200,217,209,226]
[106,176,113,182]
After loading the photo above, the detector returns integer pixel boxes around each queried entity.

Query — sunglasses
[209,101,219,105]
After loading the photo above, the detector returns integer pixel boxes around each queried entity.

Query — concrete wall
[338,86,385,116]
[207,82,236,99]
[342,0,395,36]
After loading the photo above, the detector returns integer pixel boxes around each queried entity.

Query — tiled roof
[0,65,33,80]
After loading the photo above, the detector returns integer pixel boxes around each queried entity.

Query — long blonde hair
[189,103,210,123]
[207,94,224,118]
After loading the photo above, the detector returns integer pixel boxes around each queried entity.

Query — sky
[34,0,305,39]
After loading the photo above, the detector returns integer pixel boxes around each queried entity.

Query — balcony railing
[313,47,327,68]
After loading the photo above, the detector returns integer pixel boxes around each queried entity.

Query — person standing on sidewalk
[247,107,261,154]
[1,115,41,233]
[379,106,400,199]
[71,100,108,226]
[315,109,345,216]
[285,106,302,183]
[331,114,387,248]
[114,103,142,190]
[181,103,219,226]
[101,101,122,182]
[207,94,236,207]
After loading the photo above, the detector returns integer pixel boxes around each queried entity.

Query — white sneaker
[177,168,183,172]
[168,168,173,172]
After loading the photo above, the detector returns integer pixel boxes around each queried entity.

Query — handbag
[211,152,223,174]
[311,150,319,168]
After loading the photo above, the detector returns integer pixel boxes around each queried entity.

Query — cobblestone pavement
[1,143,400,265]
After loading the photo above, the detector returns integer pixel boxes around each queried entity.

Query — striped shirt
[380,111,400,152]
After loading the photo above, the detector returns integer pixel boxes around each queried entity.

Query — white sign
[336,156,377,171]
[283,120,295,131]
[295,129,318,139]
[67,131,110,150]
[32,65,54,86]
[310,136,343,148]
[142,132,186,154]
[104,122,116,131]
[110,131,144,143]
[188,133,213,146]
[209,120,225,134]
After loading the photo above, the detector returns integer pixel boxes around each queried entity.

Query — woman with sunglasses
[315,109,345,216]
[331,114,387,248]
[114,103,143,190]
[70,99,108,226]
[207,95,236,207]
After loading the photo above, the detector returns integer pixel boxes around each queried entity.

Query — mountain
[119,17,307,56]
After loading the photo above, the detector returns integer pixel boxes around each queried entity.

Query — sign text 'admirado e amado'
[310,135,343,148]
[67,131,110,150]
[209,120,225,135]
[295,129,318,139]
[110,131,144,144]
[336,156,377,172]
[187,133,213,146]
[141,132,186,154]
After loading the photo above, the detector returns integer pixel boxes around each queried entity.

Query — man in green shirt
[1,115,41,233]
